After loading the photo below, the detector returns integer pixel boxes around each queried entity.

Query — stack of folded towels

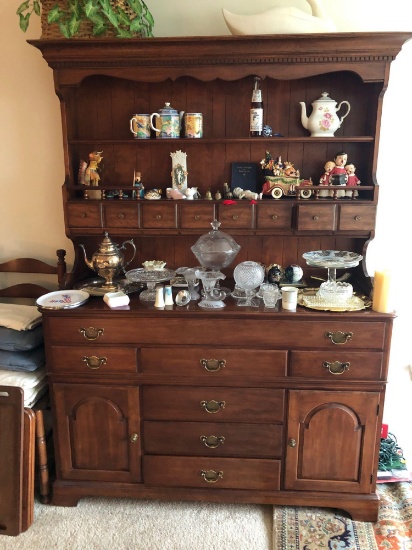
[0,304,47,407]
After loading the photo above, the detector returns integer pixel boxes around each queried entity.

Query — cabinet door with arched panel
[285,390,381,493]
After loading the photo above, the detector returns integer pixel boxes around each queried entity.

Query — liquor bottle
[250,76,263,137]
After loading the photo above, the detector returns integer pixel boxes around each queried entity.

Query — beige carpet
[0,498,272,549]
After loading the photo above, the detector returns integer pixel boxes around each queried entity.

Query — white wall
[2,0,412,465]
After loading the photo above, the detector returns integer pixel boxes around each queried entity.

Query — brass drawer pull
[325,331,353,345]
[130,433,139,443]
[313,215,320,221]
[80,212,87,218]
[200,400,226,414]
[200,435,225,449]
[200,470,223,483]
[323,360,350,375]
[200,358,226,372]
[78,327,104,340]
[355,215,362,221]
[271,215,278,220]
[156,214,162,220]
[118,213,125,219]
[232,214,239,220]
[288,439,297,448]
[194,215,200,220]
[82,355,107,370]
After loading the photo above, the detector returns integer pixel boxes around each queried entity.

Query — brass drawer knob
[82,355,107,370]
[200,435,225,449]
[325,331,353,345]
[118,213,125,219]
[313,215,320,221]
[78,327,104,341]
[156,214,162,220]
[200,470,223,483]
[355,215,362,221]
[200,400,226,414]
[232,214,239,220]
[288,438,297,448]
[323,360,350,375]
[194,215,200,220]
[271,215,278,220]
[200,358,226,372]
[130,433,139,443]
[80,212,87,218]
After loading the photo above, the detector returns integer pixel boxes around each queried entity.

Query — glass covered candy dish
[191,220,241,270]
[302,250,362,306]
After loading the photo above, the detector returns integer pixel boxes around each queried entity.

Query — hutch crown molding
[31,32,411,521]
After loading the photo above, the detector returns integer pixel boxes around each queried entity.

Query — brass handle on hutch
[323,360,350,375]
[200,470,223,483]
[325,331,353,345]
[313,215,320,221]
[200,358,226,372]
[271,215,278,220]
[200,435,225,448]
[355,215,362,221]
[232,214,239,220]
[156,214,162,220]
[200,400,226,414]
[288,439,297,448]
[194,215,200,220]
[130,433,139,443]
[82,355,107,370]
[118,213,125,219]
[78,327,104,341]
[80,212,87,218]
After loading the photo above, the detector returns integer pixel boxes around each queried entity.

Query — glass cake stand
[302,250,362,306]
[125,268,176,301]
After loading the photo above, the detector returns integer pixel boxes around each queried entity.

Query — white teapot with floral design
[300,92,350,137]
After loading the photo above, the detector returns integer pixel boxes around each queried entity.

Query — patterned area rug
[273,482,412,550]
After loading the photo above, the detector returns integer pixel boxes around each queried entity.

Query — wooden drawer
[103,203,139,228]
[66,202,102,228]
[143,386,284,423]
[45,318,387,350]
[339,205,376,231]
[144,456,281,491]
[180,203,216,229]
[48,346,137,374]
[141,203,177,229]
[296,204,336,231]
[257,202,293,230]
[140,347,287,379]
[290,351,384,380]
[143,421,283,458]
[217,204,255,229]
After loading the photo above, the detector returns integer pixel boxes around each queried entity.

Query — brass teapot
[79,232,136,290]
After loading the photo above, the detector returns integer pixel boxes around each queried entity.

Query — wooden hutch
[31,32,411,521]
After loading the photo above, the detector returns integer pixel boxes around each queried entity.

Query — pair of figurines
[319,151,360,198]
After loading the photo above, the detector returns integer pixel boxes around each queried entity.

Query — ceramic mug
[184,113,203,138]
[130,114,151,139]
[281,286,298,311]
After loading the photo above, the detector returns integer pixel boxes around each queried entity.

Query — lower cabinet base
[51,480,380,522]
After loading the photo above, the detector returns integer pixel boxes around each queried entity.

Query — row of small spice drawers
[67,201,376,231]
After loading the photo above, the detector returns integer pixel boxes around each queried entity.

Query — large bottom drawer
[143,421,283,458]
[144,456,281,491]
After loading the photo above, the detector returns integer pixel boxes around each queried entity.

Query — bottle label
[252,90,262,102]
[250,108,263,132]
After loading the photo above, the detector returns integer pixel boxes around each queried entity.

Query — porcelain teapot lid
[158,102,178,115]
[312,92,337,104]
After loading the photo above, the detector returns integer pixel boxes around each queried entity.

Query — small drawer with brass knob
[257,203,293,229]
[67,202,102,228]
[290,351,384,380]
[339,205,376,231]
[296,204,336,230]
[104,203,140,228]
[48,346,138,374]
[180,203,216,228]
[217,204,255,229]
[141,202,177,228]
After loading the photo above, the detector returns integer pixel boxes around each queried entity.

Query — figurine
[205,189,213,200]
[223,182,233,200]
[132,170,145,199]
[267,264,284,284]
[319,160,335,198]
[215,190,222,200]
[78,151,103,199]
[329,151,348,198]
[345,162,360,198]
[260,150,313,199]
[166,187,186,200]
[185,187,196,200]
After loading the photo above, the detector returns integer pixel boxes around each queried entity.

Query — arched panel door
[285,390,380,493]
[53,383,141,483]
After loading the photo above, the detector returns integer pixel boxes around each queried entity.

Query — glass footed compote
[233,261,265,307]
[195,269,226,309]
[183,268,200,300]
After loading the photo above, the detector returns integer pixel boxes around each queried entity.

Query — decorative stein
[130,114,151,139]
[184,113,203,138]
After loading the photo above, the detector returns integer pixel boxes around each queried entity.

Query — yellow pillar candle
[372,269,392,313]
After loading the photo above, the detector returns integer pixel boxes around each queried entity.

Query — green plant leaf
[117,28,133,38]
[33,0,41,16]
[130,18,143,32]
[116,8,130,26]
[48,6,62,23]
[59,22,71,39]
[88,13,105,26]
[84,0,97,18]
[19,13,30,32]
[145,11,154,27]
[101,4,120,28]
[16,1,30,15]
[92,21,108,36]
[68,14,82,36]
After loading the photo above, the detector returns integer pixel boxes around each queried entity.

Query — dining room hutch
[31,32,411,521]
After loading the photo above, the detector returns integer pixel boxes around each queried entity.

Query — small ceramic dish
[175,290,190,306]
[142,260,166,271]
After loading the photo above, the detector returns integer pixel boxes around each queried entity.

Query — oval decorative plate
[36,290,90,310]
[298,288,371,312]
[302,250,363,269]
